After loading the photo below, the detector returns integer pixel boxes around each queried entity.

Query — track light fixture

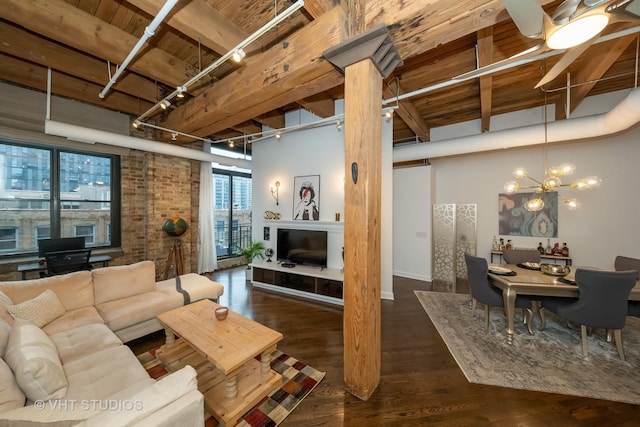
[160,99,171,110]
[171,132,178,141]
[232,48,246,63]
[275,131,281,140]
[176,86,186,98]
[132,120,141,128]
[228,140,234,148]
[385,110,393,122]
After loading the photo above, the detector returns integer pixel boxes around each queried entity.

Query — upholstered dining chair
[502,249,541,265]
[540,269,638,360]
[464,253,535,334]
[614,255,640,317]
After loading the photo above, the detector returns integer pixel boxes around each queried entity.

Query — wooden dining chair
[540,269,638,360]
[614,255,640,317]
[464,253,535,334]
[502,249,541,265]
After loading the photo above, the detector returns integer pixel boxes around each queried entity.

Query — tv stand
[251,261,343,305]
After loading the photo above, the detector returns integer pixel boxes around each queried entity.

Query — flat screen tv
[38,237,86,258]
[277,228,327,268]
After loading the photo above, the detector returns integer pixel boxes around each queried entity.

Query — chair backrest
[502,249,541,264]
[614,255,640,279]
[464,253,503,307]
[572,268,638,329]
[45,249,92,276]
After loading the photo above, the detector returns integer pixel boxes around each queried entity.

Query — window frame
[212,167,251,259]
[0,139,121,259]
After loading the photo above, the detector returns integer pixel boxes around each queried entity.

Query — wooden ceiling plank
[253,110,286,130]
[161,6,346,136]
[569,34,638,113]
[0,53,154,116]
[303,0,338,20]
[2,0,197,87]
[477,27,493,133]
[125,0,248,55]
[0,22,159,104]
[297,93,336,118]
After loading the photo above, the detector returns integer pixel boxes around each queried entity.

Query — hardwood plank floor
[128,267,639,426]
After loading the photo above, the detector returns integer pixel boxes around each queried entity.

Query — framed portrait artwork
[293,175,320,221]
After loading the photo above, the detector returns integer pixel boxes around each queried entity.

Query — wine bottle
[561,243,569,257]
[492,236,499,251]
[537,242,544,255]
[545,239,552,255]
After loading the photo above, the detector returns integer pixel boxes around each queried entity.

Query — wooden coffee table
[156,299,283,426]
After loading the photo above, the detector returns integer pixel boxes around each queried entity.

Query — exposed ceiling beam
[125,0,249,55]
[2,0,197,89]
[161,6,346,138]
[303,0,338,20]
[477,27,493,133]
[298,93,336,118]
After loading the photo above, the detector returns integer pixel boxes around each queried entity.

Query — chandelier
[503,163,601,211]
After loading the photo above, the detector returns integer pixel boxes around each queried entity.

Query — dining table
[487,264,640,345]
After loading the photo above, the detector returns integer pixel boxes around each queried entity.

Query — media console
[251,261,344,306]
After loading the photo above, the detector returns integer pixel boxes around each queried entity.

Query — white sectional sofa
[0,260,224,426]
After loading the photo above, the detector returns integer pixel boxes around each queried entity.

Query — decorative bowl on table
[215,307,229,320]
[540,263,571,277]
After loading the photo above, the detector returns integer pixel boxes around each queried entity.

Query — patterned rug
[137,348,325,426]
[415,290,640,405]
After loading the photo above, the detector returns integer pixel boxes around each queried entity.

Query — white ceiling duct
[393,88,640,162]
[44,120,251,170]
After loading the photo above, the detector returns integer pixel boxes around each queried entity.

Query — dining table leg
[502,287,517,345]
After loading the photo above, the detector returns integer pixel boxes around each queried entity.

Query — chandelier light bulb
[525,198,545,212]
[513,167,527,179]
[564,198,579,210]
[504,181,520,194]
[548,166,560,176]
[558,163,576,175]
[583,176,602,189]
[543,176,562,189]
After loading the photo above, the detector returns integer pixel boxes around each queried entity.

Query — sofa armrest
[77,365,201,426]
[156,274,224,303]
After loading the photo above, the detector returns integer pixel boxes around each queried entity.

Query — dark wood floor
[128,268,640,426]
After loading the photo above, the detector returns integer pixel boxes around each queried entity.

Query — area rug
[137,348,325,426]
[415,290,640,405]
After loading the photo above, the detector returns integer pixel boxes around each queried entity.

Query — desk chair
[502,249,541,265]
[45,249,93,276]
[465,253,535,334]
[541,269,637,360]
[614,255,640,316]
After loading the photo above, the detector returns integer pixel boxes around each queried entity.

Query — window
[213,169,252,258]
[0,140,120,257]
[0,227,18,251]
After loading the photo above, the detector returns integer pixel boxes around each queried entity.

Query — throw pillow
[0,357,26,411]
[7,289,66,328]
[0,318,11,358]
[5,318,68,402]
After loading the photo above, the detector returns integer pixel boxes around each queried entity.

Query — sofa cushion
[92,261,156,305]
[0,318,10,358]
[63,345,153,401]
[4,318,68,402]
[42,306,105,336]
[156,273,224,302]
[0,358,25,412]
[96,290,182,332]
[50,323,122,365]
[7,289,66,328]
[0,270,94,311]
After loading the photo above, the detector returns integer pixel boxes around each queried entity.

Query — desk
[17,255,111,280]
[488,264,640,345]
[490,250,572,266]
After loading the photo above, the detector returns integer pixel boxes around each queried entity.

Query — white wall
[428,91,640,269]
[393,165,432,280]
[251,106,395,299]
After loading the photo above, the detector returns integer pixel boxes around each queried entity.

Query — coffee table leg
[260,350,272,379]
[224,374,238,402]
[164,328,176,346]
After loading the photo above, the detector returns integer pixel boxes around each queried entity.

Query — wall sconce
[270,181,280,205]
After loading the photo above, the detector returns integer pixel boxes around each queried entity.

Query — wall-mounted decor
[499,192,558,237]
[293,175,320,221]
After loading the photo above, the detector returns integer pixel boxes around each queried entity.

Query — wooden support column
[343,58,383,401]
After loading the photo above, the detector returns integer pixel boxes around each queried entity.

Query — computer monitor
[38,237,86,258]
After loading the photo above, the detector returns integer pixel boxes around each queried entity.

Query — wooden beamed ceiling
[1,0,639,154]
